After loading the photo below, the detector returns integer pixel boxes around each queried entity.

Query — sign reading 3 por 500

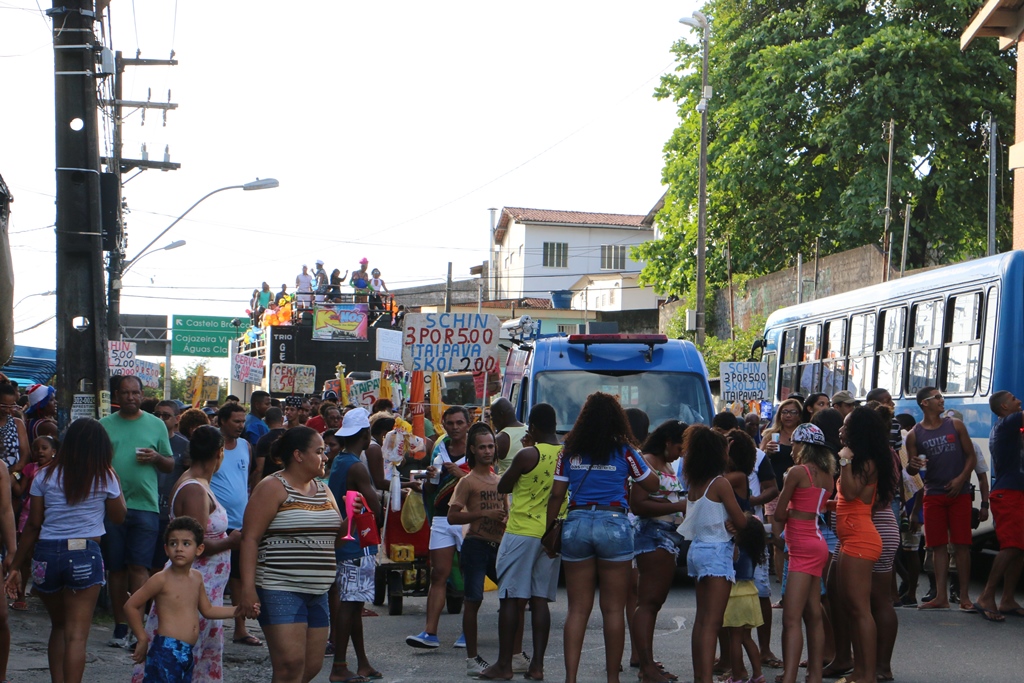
[402,313,500,373]
[172,315,237,357]
[719,362,769,402]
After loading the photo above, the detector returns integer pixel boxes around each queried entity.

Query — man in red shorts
[973,391,1024,621]
[905,386,976,611]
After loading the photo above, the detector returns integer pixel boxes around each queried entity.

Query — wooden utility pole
[50,0,109,428]
[102,52,179,341]
[444,262,453,313]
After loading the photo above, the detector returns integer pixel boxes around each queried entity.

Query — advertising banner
[312,304,369,341]
[719,362,769,403]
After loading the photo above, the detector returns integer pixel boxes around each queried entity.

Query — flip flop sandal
[232,634,263,646]
[762,656,784,668]
[999,607,1024,617]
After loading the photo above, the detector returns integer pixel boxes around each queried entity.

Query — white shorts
[495,533,560,602]
[429,516,464,551]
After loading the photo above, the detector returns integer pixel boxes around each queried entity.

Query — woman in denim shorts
[4,419,127,683]
[630,419,688,683]
[546,393,660,683]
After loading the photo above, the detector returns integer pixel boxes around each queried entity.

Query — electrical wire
[14,315,55,334]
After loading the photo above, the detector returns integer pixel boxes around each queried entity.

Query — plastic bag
[382,428,426,464]
[401,491,426,533]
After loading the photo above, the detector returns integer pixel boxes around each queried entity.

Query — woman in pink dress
[132,426,240,682]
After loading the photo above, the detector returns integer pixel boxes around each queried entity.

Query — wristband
[981,502,989,509]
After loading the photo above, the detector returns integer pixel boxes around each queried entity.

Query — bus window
[908,299,944,393]
[943,292,982,395]
[798,324,821,395]
[848,312,876,398]
[979,286,998,395]
[877,306,906,397]
[821,319,847,396]
[764,352,777,402]
[779,328,800,399]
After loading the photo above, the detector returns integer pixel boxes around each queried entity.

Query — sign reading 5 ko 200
[402,313,501,373]
[172,315,238,357]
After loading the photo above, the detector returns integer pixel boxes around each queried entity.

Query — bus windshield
[535,370,712,434]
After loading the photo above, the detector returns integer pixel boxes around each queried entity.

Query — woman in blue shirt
[546,392,659,683]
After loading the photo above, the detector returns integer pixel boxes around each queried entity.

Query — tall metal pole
[988,113,998,256]
[107,50,124,341]
[695,15,710,347]
[51,0,109,429]
[881,119,895,282]
[900,195,912,277]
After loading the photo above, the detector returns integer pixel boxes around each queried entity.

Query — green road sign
[171,315,238,357]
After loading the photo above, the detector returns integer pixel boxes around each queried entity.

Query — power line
[15,315,55,334]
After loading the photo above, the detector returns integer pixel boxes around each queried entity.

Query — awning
[0,345,56,387]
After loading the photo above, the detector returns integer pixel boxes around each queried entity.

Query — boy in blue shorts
[126,517,248,682]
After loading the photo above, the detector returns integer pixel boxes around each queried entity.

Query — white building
[568,272,660,312]
[490,206,654,301]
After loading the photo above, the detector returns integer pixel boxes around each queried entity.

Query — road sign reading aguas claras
[171,315,238,357]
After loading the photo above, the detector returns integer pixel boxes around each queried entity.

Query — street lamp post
[680,12,710,347]
[107,178,278,340]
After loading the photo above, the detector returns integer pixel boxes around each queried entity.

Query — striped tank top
[256,473,342,594]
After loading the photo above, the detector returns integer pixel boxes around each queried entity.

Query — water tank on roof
[550,290,573,309]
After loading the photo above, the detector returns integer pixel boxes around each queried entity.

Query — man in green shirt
[100,375,174,648]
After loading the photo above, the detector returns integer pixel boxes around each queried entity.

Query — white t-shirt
[296,272,313,293]
[31,468,121,540]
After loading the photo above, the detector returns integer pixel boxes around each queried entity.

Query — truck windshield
[534,370,712,434]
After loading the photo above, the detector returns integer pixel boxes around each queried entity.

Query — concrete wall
[660,245,894,338]
[391,279,482,307]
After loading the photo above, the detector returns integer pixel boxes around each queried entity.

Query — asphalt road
[7,572,1022,683]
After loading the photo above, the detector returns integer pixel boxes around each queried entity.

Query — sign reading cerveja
[172,315,237,357]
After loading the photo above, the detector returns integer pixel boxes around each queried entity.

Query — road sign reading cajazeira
[402,313,501,373]
[172,315,237,357]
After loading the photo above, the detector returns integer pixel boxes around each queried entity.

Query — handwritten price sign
[719,362,769,403]
[270,363,317,395]
[402,313,500,373]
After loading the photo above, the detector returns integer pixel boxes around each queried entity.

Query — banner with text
[112,359,160,389]
[270,363,317,395]
[402,313,500,373]
[108,340,137,369]
[719,362,769,403]
[349,377,382,410]
[312,304,369,341]
[232,355,265,385]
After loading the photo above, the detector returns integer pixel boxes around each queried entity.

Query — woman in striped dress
[238,427,342,683]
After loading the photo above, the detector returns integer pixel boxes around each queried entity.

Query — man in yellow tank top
[478,404,565,682]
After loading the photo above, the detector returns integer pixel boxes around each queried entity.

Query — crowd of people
[249,257,395,328]
[0,373,1021,683]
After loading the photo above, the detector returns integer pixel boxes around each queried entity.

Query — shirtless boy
[126,516,249,682]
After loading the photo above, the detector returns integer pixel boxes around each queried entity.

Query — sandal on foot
[973,603,1005,622]
[232,634,263,646]
[762,656,784,669]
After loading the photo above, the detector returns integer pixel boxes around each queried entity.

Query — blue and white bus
[757,251,1024,538]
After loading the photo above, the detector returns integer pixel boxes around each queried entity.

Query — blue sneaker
[406,631,440,649]
[453,633,467,649]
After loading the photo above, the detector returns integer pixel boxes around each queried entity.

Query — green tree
[636,0,1015,297]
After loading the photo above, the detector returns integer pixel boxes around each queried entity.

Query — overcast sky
[3,1,700,366]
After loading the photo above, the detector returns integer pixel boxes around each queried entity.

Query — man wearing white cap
[327,408,384,682]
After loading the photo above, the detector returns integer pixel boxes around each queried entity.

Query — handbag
[541,462,594,556]
[354,509,381,547]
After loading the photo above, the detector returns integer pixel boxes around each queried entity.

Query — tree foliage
[636,0,1016,297]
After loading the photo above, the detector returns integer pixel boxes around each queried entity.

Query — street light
[108,178,279,340]
[13,290,56,309]
[679,11,710,347]
[121,239,187,274]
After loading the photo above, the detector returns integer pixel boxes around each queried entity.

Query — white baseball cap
[336,407,370,437]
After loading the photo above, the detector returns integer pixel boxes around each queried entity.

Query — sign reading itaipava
[172,315,237,357]
[719,362,769,403]
[270,363,317,395]
[312,304,368,341]
[402,313,501,373]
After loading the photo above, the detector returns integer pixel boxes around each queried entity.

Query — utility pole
[987,112,998,256]
[880,119,895,282]
[101,52,179,341]
[444,262,453,313]
[49,0,108,429]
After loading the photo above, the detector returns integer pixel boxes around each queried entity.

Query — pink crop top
[787,465,827,515]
